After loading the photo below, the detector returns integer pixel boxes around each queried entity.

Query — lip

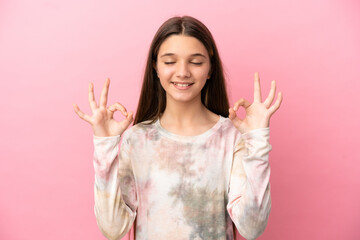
[171,82,194,90]
[171,82,194,84]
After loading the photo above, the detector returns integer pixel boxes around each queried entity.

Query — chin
[167,93,201,104]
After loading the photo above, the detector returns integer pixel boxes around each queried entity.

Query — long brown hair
[134,15,229,125]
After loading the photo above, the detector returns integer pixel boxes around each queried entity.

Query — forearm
[227,128,272,240]
[227,182,271,240]
[94,170,136,240]
[93,135,136,240]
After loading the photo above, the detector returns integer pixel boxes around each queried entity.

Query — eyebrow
[159,53,207,58]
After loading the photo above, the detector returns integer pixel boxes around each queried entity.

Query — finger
[125,111,134,122]
[233,98,251,111]
[254,72,262,102]
[108,102,128,116]
[73,104,92,123]
[228,108,242,128]
[268,92,283,115]
[99,78,110,108]
[228,108,237,120]
[88,82,98,111]
[264,80,276,108]
[118,111,134,129]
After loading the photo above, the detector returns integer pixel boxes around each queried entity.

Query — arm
[73,78,136,239]
[227,128,272,240]
[93,133,137,240]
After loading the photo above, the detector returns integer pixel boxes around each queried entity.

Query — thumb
[229,108,240,121]
[126,111,134,122]
[122,111,134,126]
[228,108,242,127]
[115,111,134,134]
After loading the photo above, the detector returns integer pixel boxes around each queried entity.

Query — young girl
[73,15,282,240]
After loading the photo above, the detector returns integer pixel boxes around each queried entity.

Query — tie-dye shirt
[93,116,272,240]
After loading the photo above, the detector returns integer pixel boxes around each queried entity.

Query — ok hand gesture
[73,78,134,137]
[229,72,283,134]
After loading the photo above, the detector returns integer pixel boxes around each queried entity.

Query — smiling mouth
[171,82,194,87]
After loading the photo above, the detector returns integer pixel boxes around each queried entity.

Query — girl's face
[155,35,211,104]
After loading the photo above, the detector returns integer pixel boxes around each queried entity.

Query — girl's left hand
[229,72,283,134]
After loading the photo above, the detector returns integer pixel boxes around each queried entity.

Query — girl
[73,16,282,240]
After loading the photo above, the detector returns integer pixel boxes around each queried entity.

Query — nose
[176,61,191,78]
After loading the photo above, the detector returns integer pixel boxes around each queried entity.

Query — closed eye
[164,62,203,65]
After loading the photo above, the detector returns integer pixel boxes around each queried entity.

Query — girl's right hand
[73,78,134,137]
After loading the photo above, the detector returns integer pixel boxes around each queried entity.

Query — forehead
[158,35,208,57]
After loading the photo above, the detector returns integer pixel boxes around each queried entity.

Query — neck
[159,95,220,136]
[160,96,207,126]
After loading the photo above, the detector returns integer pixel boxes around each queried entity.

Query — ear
[207,68,212,79]
[153,62,159,77]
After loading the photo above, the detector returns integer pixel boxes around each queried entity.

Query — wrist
[92,126,111,137]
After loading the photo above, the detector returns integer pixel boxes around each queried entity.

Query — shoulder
[215,117,242,142]
[121,119,160,142]
[219,117,240,134]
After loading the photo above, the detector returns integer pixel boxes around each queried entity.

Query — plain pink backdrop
[1,0,359,239]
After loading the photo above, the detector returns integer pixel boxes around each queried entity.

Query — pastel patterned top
[93,115,272,240]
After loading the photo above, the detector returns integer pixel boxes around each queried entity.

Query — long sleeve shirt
[93,115,272,240]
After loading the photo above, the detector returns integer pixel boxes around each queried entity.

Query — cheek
[194,67,211,79]
[158,70,173,87]
[157,66,174,78]
[161,68,174,77]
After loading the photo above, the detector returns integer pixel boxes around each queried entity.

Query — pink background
[1,0,359,239]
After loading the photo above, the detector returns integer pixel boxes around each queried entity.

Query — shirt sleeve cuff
[93,134,121,148]
[241,128,270,140]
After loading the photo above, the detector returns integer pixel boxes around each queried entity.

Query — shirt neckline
[155,115,224,142]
